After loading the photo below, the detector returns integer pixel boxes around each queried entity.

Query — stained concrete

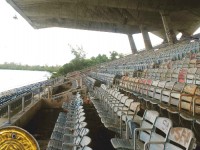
[6,0,200,36]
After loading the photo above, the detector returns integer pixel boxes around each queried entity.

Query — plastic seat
[145,127,196,150]
[63,128,89,143]
[111,110,159,149]
[62,136,91,150]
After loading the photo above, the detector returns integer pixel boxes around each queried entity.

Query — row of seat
[117,76,200,128]
[98,41,199,75]
[89,66,200,87]
[139,67,200,84]
[111,110,196,150]
[0,78,57,106]
[90,85,141,137]
[89,50,200,84]
[47,93,92,150]
[87,83,197,150]
[89,72,115,87]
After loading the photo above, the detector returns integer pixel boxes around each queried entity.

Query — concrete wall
[11,100,43,128]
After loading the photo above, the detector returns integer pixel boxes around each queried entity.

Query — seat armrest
[134,128,152,150]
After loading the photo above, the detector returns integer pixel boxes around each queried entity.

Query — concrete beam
[127,34,138,54]
[7,0,200,34]
[140,25,153,50]
[13,0,200,12]
[33,18,141,33]
[20,2,164,28]
[160,10,177,44]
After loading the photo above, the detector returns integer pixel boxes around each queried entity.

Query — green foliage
[57,45,123,76]
[109,51,124,60]
[0,62,60,73]
[0,45,124,78]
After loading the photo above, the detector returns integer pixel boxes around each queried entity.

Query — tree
[56,46,123,76]
[109,51,124,60]
[69,44,86,60]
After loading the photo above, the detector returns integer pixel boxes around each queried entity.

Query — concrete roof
[6,0,200,38]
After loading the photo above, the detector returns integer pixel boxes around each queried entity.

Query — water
[0,69,51,93]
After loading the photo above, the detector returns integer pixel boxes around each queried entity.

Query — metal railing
[0,77,64,125]
[0,87,46,124]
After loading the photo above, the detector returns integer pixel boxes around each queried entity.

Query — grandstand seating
[83,40,200,150]
[47,93,92,150]
[0,79,58,106]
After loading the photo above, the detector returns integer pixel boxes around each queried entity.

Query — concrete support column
[22,97,25,112]
[160,10,177,44]
[8,105,11,124]
[127,34,138,54]
[31,92,34,104]
[140,26,153,50]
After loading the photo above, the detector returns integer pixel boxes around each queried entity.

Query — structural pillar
[22,97,25,112]
[140,25,153,50]
[160,10,177,44]
[8,105,11,124]
[127,34,138,54]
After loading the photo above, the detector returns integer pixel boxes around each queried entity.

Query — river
[0,69,51,93]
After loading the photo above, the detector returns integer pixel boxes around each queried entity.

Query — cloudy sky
[0,1,199,66]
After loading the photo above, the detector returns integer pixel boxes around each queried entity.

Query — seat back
[113,91,120,98]
[178,68,188,83]
[135,79,145,93]
[142,79,153,95]
[170,82,185,107]
[171,68,181,82]
[194,87,200,116]
[149,117,173,150]
[78,116,86,123]
[166,69,174,81]
[132,78,139,91]
[117,94,124,100]
[194,68,200,85]
[139,110,159,143]
[180,84,197,114]
[165,127,196,150]
[129,102,140,114]
[79,128,90,137]
[160,69,168,80]
[80,136,92,147]
[78,122,87,129]
[183,84,197,95]
[147,80,159,98]
[154,81,168,100]
[120,96,129,104]
[160,81,174,101]
[77,112,85,118]
[77,108,84,114]
[186,68,197,84]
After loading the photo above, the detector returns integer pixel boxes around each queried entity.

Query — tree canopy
[0,45,124,78]
[56,45,124,76]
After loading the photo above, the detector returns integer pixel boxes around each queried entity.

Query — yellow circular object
[0,126,40,150]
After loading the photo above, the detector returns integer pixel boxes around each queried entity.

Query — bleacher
[83,40,200,150]
[0,78,59,106]
[47,93,92,150]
